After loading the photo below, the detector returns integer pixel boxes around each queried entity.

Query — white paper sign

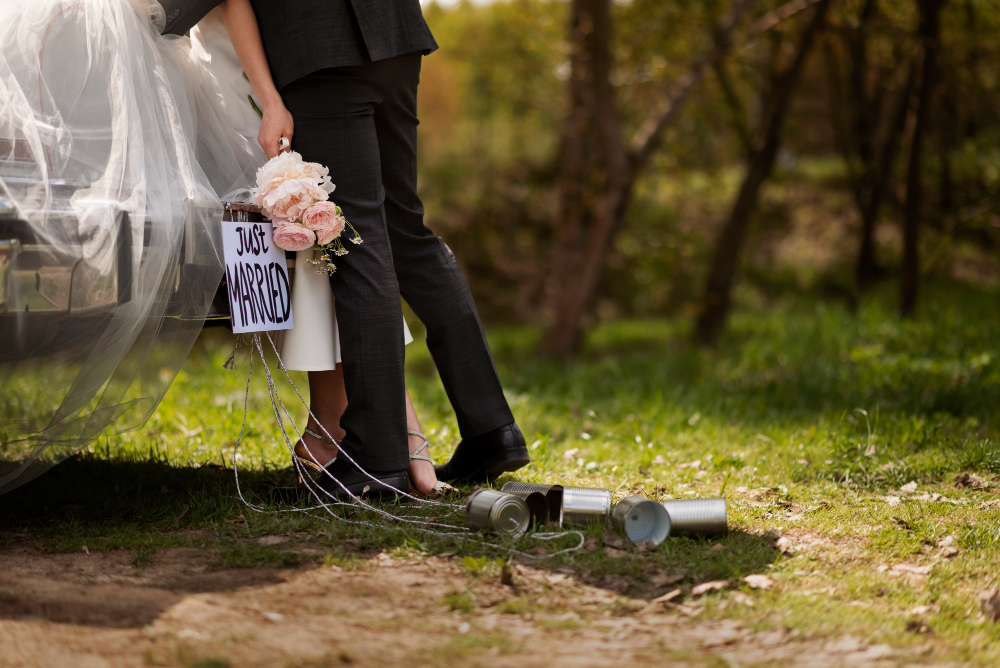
[222,221,294,334]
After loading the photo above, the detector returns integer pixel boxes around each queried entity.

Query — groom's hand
[259,103,295,159]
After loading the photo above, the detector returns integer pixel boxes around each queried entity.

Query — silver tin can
[498,489,549,527]
[501,482,564,525]
[661,497,728,536]
[465,489,531,538]
[612,496,671,546]
[561,486,612,527]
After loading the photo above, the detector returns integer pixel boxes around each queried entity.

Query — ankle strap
[304,427,337,444]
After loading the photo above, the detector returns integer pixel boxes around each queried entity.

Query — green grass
[3,280,1000,664]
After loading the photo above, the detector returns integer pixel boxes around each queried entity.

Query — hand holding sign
[222,221,294,334]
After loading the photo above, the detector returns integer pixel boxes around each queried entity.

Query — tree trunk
[542,0,626,355]
[544,0,601,353]
[695,0,833,346]
[541,0,751,356]
[857,63,915,290]
[900,0,945,317]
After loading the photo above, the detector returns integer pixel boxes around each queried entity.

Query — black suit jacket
[159,0,437,90]
[159,0,223,36]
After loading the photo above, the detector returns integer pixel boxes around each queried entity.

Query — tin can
[465,489,531,538]
[497,489,550,527]
[501,482,564,525]
[561,486,612,527]
[611,496,671,546]
[661,497,728,536]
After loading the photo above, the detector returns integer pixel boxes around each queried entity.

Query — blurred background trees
[417,0,1000,353]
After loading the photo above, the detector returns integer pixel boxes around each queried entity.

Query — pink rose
[271,223,316,251]
[255,177,330,223]
[301,201,347,246]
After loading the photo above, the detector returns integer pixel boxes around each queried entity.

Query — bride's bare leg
[406,387,441,495]
[296,369,441,493]
[295,368,346,465]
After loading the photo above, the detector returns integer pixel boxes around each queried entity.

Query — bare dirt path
[0,539,932,668]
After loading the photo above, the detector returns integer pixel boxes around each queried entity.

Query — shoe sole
[307,472,412,502]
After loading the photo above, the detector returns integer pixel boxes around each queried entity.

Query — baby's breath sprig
[344,218,363,245]
[310,209,361,275]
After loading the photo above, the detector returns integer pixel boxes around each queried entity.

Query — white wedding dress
[189,9,412,371]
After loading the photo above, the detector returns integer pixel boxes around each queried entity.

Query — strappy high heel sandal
[294,427,338,485]
[408,429,455,496]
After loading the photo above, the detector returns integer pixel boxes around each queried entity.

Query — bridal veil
[0,0,263,492]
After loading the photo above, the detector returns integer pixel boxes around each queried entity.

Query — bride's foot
[293,419,343,470]
[408,430,451,496]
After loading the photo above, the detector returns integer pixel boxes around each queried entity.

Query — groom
[162,0,529,495]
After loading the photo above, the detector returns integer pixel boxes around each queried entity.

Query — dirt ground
[0,535,936,668]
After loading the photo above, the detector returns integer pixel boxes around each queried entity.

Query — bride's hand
[259,102,294,159]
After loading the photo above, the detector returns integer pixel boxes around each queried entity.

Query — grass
[3,280,1000,664]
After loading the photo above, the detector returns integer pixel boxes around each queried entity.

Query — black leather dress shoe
[434,423,530,485]
[296,454,411,502]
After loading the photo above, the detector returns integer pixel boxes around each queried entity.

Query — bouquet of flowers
[251,151,362,275]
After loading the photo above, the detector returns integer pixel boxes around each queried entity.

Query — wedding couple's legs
[283,53,522,491]
[295,369,440,495]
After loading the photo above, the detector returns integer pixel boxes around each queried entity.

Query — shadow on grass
[1,455,780,611]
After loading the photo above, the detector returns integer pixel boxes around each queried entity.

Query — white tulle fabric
[0,0,263,492]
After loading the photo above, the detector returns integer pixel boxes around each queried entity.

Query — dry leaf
[691,580,729,596]
[980,590,1000,622]
[775,537,795,555]
[602,531,632,551]
[730,591,755,607]
[900,481,918,494]
[710,543,725,553]
[979,499,1000,509]
[955,473,989,489]
[743,574,776,590]
[262,611,285,623]
[606,547,629,559]
[581,537,599,553]
[910,604,940,616]
[500,561,515,587]
[650,588,682,604]
[649,573,684,587]
[257,535,288,546]
[889,563,932,578]
[637,541,657,556]
[905,620,932,635]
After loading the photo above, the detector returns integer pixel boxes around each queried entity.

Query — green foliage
[415,1,1000,324]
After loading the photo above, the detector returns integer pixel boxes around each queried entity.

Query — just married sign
[222,221,294,334]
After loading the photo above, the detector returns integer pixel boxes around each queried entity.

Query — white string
[229,332,586,560]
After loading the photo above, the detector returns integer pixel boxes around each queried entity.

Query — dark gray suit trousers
[282,54,514,473]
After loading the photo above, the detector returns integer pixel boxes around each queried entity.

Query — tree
[694,0,834,346]
[900,0,946,317]
[541,0,752,356]
[822,0,915,292]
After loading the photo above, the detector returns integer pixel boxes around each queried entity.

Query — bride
[0,0,443,496]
